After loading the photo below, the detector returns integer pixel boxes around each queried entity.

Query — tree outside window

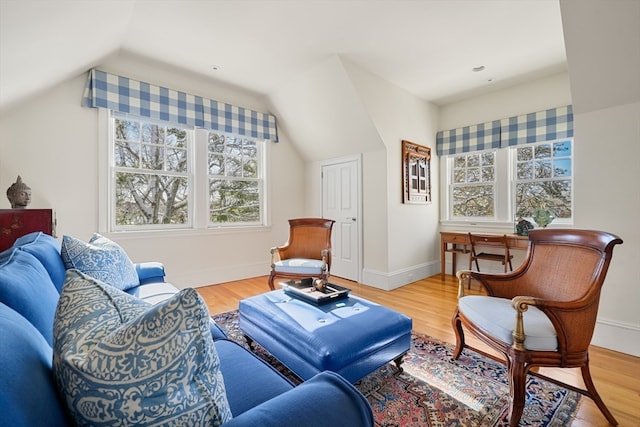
[113,117,189,227]
[110,115,265,231]
[451,151,496,218]
[514,139,572,220]
[207,132,262,224]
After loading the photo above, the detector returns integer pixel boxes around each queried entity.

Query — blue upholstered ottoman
[238,289,412,383]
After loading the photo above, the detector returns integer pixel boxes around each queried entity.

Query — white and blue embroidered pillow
[53,270,233,427]
[61,233,140,291]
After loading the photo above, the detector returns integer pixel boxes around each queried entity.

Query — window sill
[101,224,272,241]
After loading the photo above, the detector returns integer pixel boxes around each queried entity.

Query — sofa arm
[135,262,166,285]
[222,371,373,427]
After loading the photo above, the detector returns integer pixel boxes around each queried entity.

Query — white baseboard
[592,317,640,357]
[362,261,440,291]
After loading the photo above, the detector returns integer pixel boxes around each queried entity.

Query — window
[108,113,266,231]
[514,139,572,220]
[207,132,263,225]
[442,138,573,225]
[113,116,190,228]
[450,150,497,218]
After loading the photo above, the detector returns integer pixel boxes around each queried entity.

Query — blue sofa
[0,232,373,427]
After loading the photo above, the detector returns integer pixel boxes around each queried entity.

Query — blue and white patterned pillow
[53,270,233,427]
[61,233,140,291]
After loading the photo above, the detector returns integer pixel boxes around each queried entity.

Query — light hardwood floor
[197,274,640,426]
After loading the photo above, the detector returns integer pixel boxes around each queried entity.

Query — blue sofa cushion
[54,270,233,426]
[61,233,140,291]
[215,339,294,416]
[0,303,69,427]
[14,231,66,292]
[0,248,59,345]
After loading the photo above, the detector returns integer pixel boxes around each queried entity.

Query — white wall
[439,71,572,130]
[559,0,640,356]
[572,102,640,356]
[341,59,442,289]
[0,54,306,289]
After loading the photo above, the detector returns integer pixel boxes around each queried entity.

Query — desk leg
[441,240,447,280]
[451,251,457,278]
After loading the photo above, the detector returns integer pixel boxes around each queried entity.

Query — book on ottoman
[280,278,350,305]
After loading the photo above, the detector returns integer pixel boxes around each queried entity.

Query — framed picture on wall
[402,140,431,204]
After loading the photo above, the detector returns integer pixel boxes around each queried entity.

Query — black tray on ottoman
[279,278,350,305]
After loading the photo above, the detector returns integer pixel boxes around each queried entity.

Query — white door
[322,157,361,282]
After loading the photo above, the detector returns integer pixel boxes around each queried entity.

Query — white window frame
[441,148,512,228]
[98,109,270,236]
[440,138,573,229]
[510,138,574,226]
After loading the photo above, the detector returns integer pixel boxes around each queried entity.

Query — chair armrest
[222,371,373,427]
[456,268,536,299]
[134,262,166,285]
[510,294,593,352]
[270,246,280,268]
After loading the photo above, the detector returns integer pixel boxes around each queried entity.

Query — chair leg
[506,357,527,427]
[451,310,465,359]
[268,272,276,290]
[581,364,619,425]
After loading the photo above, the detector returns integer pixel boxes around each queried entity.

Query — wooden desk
[440,231,529,280]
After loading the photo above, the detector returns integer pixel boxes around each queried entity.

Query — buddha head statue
[6,175,32,209]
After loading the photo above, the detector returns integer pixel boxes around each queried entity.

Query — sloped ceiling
[1,1,569,161]
[268,55,385,161]
[560,0,640,114]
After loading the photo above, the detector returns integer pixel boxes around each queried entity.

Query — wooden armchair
[452,229,623,426]
[268,218,335,290]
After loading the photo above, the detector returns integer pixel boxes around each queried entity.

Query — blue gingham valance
[82,69,278,142]
[500,105,573,147]
[436,105,573,155]
[435,120,502,156]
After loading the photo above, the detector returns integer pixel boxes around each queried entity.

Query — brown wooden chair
[268,218,335,290]
[452,229,623,426]
[468,233,513,273]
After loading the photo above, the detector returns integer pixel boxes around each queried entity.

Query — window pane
[535,160,552,178]
[482,166,494,181]
[517,146,533,161]
[166,128,186,147]
[453,169,465,183]
[209,133,225,153]
[467,154,480,167]
[517,161,533,180]
[481,152,495,166]
[209,153,224,175]
[553,140,572,157]
[210,179,260,223]
[141,123,164,144]
[452,185,494,217]
[115,141,139,168]
[554,159,572,177]
[534,144,551,159]
[454,156,466,168]
[166,147,187,172]
[206,131,263,226]
[467,168,481,183]
[117,120,140,141]
[516,180,572,219]
[141,145,164,170]
[115,172,188,225]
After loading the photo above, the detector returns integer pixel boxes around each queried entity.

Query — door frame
[320,154,363,283]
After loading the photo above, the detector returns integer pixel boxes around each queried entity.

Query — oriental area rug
[212,310,581,427]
